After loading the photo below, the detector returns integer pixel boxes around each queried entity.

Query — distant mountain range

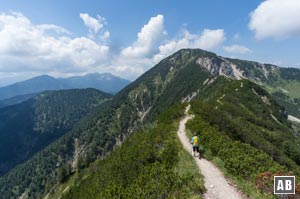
[0,73,130,101]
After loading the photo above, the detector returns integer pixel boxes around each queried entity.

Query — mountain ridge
[0,72,130,101]
[170,49,300,117]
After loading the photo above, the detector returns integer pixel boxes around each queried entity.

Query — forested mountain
[0,49,299,198]
[0,88,111,176]
[0,73,130,101]
[0,93,37,108]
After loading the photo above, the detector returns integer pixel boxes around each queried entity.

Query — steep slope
[60,104,205,199]
[0,49,299,198]
[0,73,130,101]
[0,89,111,176]
[193,79,300,169]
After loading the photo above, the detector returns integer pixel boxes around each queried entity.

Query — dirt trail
[177,105,246,199]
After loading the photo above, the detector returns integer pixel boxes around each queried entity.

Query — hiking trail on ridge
[177,105,247,199]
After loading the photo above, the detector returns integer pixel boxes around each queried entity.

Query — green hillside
[61,77,300,199]
[0,89,111,176]
[187,101,293,198]
[59,104,205,199]
[225,58,300,117]
[195,79,300,168]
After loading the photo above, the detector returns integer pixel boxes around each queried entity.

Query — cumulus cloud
[79,13,110,40]
[79,13,105,34]
[112,14,168,79]
[153,29,225,62]
[116,27,225,79]
[100,31,110,41]
[0,12,109,75]
[108,59,149,80]
[223,45,252,54]
[249,0,300,39]
[121,14,166,58]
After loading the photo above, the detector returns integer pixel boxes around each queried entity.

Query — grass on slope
[266,80,300,99]
[281,81,300,99]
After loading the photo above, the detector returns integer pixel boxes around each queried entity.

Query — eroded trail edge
[177,105,246,199]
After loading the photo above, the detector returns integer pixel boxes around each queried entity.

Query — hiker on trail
[191,132,201,159]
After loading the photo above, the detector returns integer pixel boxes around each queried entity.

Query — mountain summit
[164,49,300,117]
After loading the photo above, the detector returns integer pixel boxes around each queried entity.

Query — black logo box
[274,176,295,194]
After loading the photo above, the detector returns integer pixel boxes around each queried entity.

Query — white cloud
[195,29,226,49]
[107,61,147,80]
[37,24,71,35]
[0,12,109,75]
[113,14,168,80]
[249,0,300,39]
[223,45,252,54]
[121,14,166,58]
[100,31,110,41]
[0,12,227,84]
[79,13,105,34]
[154,29,225,62]
[117,27,225,79]
[67,37,109,67]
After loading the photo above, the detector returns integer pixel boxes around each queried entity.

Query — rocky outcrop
[196,57,244,80]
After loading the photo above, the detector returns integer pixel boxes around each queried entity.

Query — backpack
[193,136,199,146]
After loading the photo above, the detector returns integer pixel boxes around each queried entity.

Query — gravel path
[177,105,246,199]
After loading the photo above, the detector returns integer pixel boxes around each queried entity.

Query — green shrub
[62,104,204,199]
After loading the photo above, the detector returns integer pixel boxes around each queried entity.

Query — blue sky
[0,0,299,85]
